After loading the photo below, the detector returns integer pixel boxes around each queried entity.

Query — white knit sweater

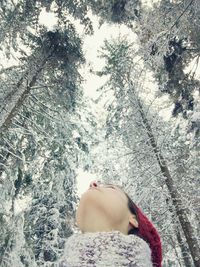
[57,230,153,267]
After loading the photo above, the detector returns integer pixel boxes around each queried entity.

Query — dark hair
[123,191,162,267]
[124,192,139,236]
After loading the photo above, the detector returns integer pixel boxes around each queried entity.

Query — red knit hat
[132,203,162,267]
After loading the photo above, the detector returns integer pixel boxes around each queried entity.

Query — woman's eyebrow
[106,183,124,192]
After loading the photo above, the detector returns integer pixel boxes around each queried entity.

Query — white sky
[1,3,199,200]
[25,5,200,197]
[38,8,141,197]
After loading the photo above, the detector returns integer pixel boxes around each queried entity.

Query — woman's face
[75,180,138,235]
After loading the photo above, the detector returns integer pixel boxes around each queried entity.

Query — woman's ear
[129,214,139,228]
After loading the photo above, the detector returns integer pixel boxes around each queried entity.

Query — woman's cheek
[103,196,124,220]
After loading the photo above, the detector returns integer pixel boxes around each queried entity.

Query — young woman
[58,180,162,267]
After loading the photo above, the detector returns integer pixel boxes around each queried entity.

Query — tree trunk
[131,83,200,267]
[0,47,55,130]
[175,224,193,267]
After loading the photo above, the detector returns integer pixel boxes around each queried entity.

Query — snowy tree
[0,5,96,266]
[90,35,200,266]
[1,1,199,266]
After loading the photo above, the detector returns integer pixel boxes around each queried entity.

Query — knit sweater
[57,230,153,267]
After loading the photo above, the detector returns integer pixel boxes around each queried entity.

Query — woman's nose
[89,180,99,188]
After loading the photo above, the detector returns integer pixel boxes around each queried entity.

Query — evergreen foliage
[0,0,199,266]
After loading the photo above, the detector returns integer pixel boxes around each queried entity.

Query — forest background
[0,0,200,266]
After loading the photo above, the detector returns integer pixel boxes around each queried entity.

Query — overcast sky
[37,6,178,197]
[1,2,199,199]
[38,8,143,196]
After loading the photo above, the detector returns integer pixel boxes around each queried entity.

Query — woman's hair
[123,190,162,267]
[125,192,139,236]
